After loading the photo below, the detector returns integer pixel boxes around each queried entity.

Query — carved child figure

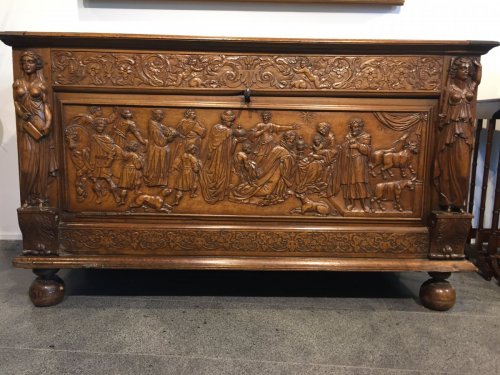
[234,141,260,187]
[117,141,144,206]
[171,144,203,206]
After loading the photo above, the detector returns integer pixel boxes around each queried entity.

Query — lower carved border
[60,227,429,257]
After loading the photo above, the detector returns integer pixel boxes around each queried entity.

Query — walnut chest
[1,32,497,309]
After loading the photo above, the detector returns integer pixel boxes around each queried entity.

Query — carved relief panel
[58,94,433,220]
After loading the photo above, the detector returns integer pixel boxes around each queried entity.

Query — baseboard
[0,233,22,240]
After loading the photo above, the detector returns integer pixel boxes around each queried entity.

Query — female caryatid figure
[434,57,482,212]
[13,51,54,208]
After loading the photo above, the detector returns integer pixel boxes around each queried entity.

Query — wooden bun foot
[29,269,65,307]
[419,272,456,311]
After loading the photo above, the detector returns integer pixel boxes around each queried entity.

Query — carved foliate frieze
[61,106,428,217]
[18,207,59,255]
[52,51,443,92]
[60,227,428,256]
[429,211,472,259]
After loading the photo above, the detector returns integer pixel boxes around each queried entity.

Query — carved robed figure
[200,110,240,204]
[334,118,372,212]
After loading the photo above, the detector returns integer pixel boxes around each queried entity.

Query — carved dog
[130,193,172,213]
[290,193,332,216]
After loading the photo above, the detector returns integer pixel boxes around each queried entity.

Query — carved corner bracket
[429,211,472,259]
[17,207,59,256]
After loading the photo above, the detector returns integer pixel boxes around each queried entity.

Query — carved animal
[370,140,418,179]
[130,194,172,213]
[371,179,416,212]
[290,193,332,216]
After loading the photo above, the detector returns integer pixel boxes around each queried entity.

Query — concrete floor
[0,240,499,375]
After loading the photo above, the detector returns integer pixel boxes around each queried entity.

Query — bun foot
[419,272,456,311]
[29,269,65,307]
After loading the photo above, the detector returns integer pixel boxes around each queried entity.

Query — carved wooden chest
[1,32,497,309]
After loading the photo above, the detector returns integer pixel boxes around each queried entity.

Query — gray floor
[0,240,499,375]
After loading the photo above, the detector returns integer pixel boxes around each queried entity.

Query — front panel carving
[60,97,431,219]
[52,51,443,92]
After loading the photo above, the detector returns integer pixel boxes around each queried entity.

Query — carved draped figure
[13,77,51,205]
[89,133,116,179]
[172,152,201,193]
[253,122,287,164]
[118,151,143,190]
[144,119,173,186]
[434,80,476,209]
[229,143,295,205]
[170,117,206,173]
[200,123,235,204]
[296,132,337,195]
[176,117,206,148]
[296,156,325,194]
[113,119,143,149]
[334,131,372,199]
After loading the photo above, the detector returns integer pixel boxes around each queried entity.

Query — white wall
[1,0,499,238]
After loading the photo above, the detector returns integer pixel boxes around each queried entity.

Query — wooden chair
[468,99,500,281]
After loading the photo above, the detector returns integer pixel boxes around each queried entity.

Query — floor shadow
[62,268,418,300]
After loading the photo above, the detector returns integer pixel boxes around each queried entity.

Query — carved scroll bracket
[429,211,472,259]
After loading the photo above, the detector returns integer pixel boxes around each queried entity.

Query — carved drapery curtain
[374,112,427,135]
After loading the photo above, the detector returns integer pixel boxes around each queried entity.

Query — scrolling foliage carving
[60,227,428,256]
[62,105,428,217]
[52,51,443,92]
